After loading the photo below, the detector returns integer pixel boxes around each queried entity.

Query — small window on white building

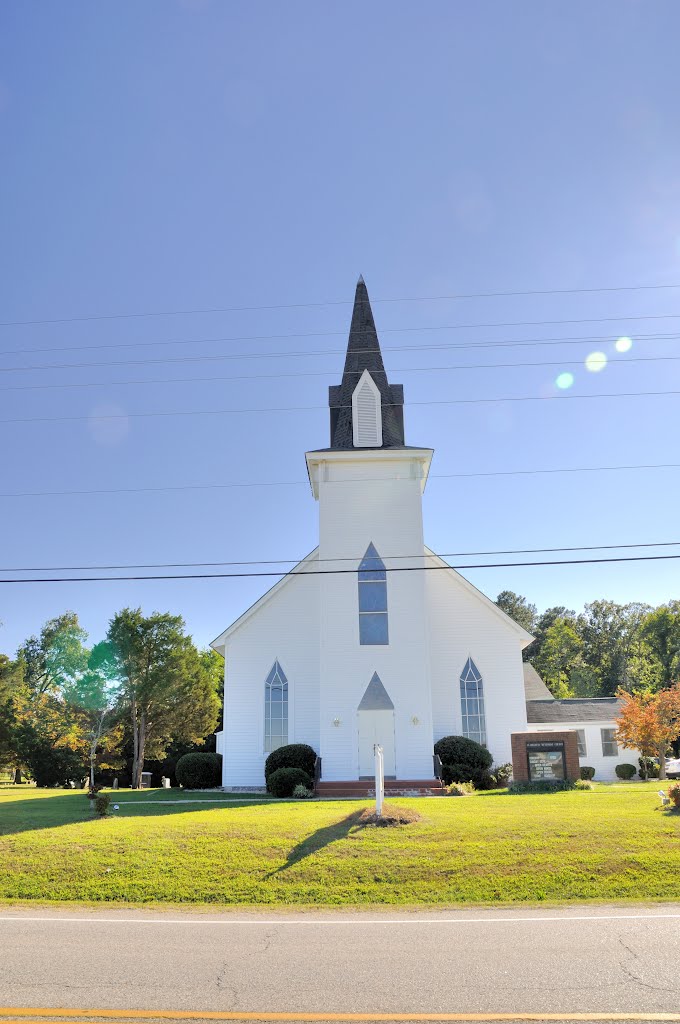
[601,727,618,757]
[576,729,587,757]
[352,370,382,448]
[358,543,388,645]
[264,660,288,754]
[460,657,487,746]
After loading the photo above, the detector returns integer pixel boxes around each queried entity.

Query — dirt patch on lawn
[359,804,421,827]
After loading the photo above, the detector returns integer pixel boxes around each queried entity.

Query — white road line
[0,913,679,926]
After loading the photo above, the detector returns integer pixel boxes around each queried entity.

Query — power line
[2,281,680,328]
[0,461,678,500]
[1,313,680,363]
[0,353,674,396]
[4,539,680,574]
[1,330,678,376]
[1,388,678,427]
[1,552,680,584]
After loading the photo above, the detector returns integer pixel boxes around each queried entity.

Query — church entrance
[357,672,396,778]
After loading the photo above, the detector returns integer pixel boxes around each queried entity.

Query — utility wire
[4,539,680,574]
[0,461,679,500]
[0,388,678,427]
[1,552,680,584]
[0,353,674,395]
[2,281,680,328]
[1,331,678,375]
[1,313,680,362]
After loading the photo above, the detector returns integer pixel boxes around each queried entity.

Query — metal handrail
[433,753,443,780]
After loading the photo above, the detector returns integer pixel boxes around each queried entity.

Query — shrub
[509,780,575,794]
[292,783,313,799]
[94,793,111,817]
[434,736,493,789]
[638,756,660,780]
[266,767,313,798]
[574,779,593,790]
[175,752,222,789]
[446,781,475,796]
[493,763,513,787]
[615,763,636,780]
[668,783,680,809]
[580,766,596,781]
[264,743,317,782]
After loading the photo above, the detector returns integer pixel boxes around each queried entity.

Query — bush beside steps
[267,766,313,798]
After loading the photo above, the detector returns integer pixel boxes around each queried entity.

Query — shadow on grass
[0,791,274,837]
[267,810,367,876]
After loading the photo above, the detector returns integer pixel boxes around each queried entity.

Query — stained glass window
[264,660,288,754]
[460,657,487,746]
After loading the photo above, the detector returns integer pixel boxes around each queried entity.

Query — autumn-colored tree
[615,685,680,780]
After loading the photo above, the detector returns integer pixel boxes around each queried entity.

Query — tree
[615,685,680,780]
[495,591,536,651]
[106,609,220,788]
[17,613,88,696]
[61,642,122,790]
[10,613,91,786]
[533,618,582,698]
[641,603,680,690]
[0,654,23,772]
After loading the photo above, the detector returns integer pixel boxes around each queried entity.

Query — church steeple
[328,277,405,449]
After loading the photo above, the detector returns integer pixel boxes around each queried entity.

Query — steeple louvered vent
[352,370,382,448]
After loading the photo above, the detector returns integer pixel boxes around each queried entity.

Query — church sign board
[511,730,580,783]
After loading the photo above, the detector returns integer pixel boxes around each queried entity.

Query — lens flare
[615,336,633,353]
[555,372,574,390]
[585,351,607,372]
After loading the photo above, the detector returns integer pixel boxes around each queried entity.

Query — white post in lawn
[374,743,384,817]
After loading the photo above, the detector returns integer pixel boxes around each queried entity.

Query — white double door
[358,709,396,778]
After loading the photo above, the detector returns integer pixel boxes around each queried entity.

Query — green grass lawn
[0,784,678,907]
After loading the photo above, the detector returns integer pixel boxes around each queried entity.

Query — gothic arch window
[352,370,382,448]
[358,543,388,645]
[264,660,288,753]
[459,657,487,746]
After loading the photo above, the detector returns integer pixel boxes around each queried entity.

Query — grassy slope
[0,785,678,906]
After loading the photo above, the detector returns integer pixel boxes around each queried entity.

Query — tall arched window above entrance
[459,657,487,746]
[358,543,388,645]
[264,660,288,753]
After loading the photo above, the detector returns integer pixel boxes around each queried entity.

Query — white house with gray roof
[211,278,639,790]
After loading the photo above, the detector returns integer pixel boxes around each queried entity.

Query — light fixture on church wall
[332,717,341,727]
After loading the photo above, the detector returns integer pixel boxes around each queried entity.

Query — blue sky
[1,0,680,656]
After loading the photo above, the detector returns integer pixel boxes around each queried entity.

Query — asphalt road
[0,906,679,1021]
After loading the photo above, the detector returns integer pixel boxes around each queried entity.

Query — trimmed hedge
[434,735,494,789]
[266,767,313,798]
[175,752,223,789]
[615,763,636,780]
[509,779,576,794]
[580,766,596,781]
[264,743,317,782]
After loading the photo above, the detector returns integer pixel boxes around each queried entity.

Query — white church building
[212,278,637,789]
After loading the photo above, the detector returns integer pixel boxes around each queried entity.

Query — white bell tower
[306,277,435,782]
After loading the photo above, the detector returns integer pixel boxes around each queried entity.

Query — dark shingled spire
[328,277,405,449]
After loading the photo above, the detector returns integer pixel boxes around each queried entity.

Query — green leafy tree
[61,641,122,790]
[534,617,582,697]
[17,612,88,696]
[106,609,220,788]
[641,603,680,690]
[11,612,91,786]
[495,592,536,659]
[0,654,23,772]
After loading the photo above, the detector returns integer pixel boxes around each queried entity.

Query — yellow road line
[2,1012,680,1022]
